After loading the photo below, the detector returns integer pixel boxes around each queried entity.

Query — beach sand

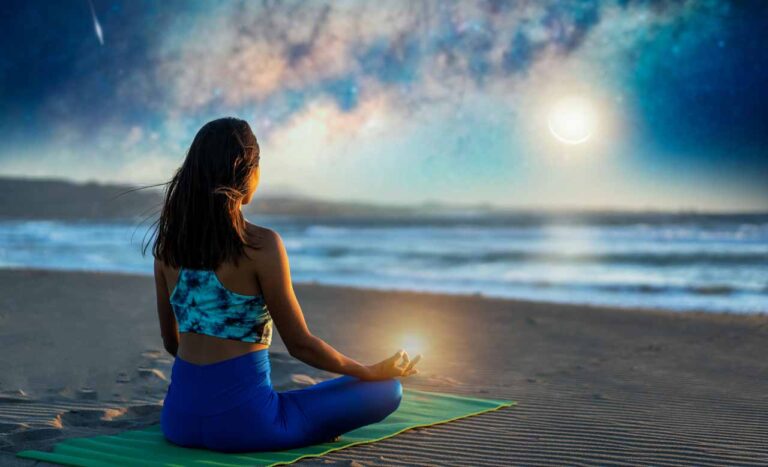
[1,268,766,466]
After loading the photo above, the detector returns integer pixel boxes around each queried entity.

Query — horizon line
[1,174,766,216]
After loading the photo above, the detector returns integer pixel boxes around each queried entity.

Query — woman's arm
[154,257,179,357]
[256,229,418,381]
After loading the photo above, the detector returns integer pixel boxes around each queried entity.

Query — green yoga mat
[17,389,515,467]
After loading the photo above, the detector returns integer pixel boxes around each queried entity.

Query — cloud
[2,0,765,210]
[8,0,691,150]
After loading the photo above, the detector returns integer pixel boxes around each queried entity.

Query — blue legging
[160,349,402,452]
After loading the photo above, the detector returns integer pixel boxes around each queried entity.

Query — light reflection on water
[0,214,766,313]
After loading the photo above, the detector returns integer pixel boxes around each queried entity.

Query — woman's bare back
[158,223,272,365]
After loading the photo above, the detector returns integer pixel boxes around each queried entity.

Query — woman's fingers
[404,354,422,372]
[401,367,419,377]
[397,351,411,373]
[385,349,404,366]
[395,354,421,378]
[373,350,422,378]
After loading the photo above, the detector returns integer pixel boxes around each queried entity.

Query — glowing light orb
[400,333,426,355]
[547,96,597,145]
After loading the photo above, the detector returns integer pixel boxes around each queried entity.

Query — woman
[149,117,420,453]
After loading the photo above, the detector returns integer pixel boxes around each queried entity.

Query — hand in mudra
[364,350,421,381]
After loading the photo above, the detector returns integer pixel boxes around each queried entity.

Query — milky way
[0,0,765,210]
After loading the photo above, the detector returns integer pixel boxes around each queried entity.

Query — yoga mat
[17,389,515,467]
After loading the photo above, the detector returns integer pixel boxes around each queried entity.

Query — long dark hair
[142,117,262,269]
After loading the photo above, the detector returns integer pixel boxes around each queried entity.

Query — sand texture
[1,268,766,466]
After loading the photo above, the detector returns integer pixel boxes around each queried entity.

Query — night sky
[1,0,766,211]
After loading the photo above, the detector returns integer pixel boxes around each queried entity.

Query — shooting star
[87,0,104,45]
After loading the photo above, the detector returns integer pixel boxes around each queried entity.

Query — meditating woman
[149,117,420,452]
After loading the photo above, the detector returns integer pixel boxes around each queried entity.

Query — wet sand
[1,268,766,466]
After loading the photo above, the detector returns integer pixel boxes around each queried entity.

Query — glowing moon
[547,96,597,145]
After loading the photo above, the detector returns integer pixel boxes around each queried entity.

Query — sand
[1,268,766,466]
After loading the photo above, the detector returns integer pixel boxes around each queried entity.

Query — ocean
[0,213,766,313]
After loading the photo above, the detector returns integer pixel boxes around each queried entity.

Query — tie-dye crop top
[169,267,273,345]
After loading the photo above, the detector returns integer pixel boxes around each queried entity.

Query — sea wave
[1,215,767,313]
[293,245,768,267]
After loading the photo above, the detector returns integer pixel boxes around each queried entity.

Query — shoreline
[3,266,766,319]
[2,267,767,465]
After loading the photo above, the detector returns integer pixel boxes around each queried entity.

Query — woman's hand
[362,350,421,381]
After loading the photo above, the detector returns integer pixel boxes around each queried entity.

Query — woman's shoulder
[242,222,287,277]
[244,222,284,254]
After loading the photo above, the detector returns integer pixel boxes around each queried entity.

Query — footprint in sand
[290,374,317,386]
[141,349,164,359]
[0,388,30,402]
[76,387,98,400]
[137,368,167,382]
[110,393,128,403]
[57,408,127,427]
[56,405,162,430]
[140,349,171,366]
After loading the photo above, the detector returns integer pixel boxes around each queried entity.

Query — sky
[0,0,766,212]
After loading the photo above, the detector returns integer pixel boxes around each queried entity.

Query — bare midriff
[177,332,269,366]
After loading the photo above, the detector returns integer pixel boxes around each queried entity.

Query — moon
[547,96,597,145]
